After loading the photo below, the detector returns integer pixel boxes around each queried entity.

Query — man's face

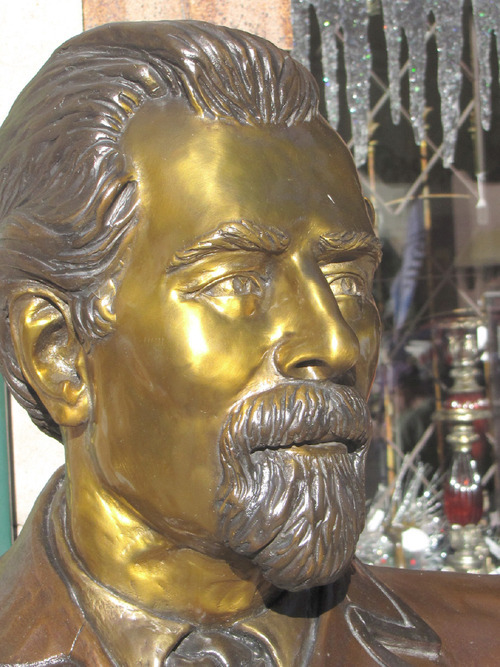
[87,102,380,587]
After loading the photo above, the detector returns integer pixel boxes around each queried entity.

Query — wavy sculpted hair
[0,20,320,440]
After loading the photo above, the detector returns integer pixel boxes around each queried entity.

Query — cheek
[339,298,380,396]
[157,298,268,409]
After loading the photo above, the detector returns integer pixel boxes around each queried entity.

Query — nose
[273,261,360,382]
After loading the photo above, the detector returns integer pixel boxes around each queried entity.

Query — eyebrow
[315,231,382,266]
[167,219,290,271]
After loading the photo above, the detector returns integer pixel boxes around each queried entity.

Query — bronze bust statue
[0,20,499,666]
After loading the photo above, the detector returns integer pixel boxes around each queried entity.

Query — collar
[47,481,319,666]
[46,476,441,666]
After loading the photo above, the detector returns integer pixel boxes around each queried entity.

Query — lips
[260,436,361,456]
[287,441,349,458]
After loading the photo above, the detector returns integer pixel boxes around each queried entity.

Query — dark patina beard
[216,383,370,592]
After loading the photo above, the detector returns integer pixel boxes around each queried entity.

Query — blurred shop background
[292,0,500,573]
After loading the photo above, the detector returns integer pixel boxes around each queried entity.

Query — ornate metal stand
[434,313,491,572]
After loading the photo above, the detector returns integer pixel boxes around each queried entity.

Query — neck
[63,430,278,624]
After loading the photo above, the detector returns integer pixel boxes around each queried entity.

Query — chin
[218,444,367,592]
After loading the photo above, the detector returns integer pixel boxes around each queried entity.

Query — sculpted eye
[191,273,265,318]
[327,274,365,297]
[202,275,262,298]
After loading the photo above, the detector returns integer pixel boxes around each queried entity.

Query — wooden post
[420,138,445,467]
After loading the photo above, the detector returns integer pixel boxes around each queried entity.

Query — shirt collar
[46,477,440,665]
[48,482,319,666]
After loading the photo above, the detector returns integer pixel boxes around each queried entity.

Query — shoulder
[0,472,110,666]
[312,561,500,665]
[374,565,500,665]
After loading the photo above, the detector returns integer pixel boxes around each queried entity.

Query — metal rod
[469,14,487,219]
[420,137,445,467]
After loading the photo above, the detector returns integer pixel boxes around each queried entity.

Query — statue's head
[0,21,381,592]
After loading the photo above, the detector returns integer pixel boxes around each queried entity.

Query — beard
[216,381,371,592]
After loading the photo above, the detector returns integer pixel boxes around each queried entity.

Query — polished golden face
[86,102,381,552]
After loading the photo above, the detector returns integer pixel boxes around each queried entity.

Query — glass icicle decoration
[339,0,371,166]
[471,0,500,132]
[290,0,310,71]
[316,0,341,131]
[382,0,428,145]
[291,0,500,168]
[428,0,465,167]
[292,0,371,166]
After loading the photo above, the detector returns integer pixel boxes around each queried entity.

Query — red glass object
[443,449,483,526]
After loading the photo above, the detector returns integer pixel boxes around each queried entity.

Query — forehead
[121,101,373,257]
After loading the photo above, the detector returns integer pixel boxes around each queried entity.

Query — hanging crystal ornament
[291,0,499,167]
[292,0,371,166]
[291,0,343,131]
[316,0,341,131]
[337,0,371,166]
[427,0,465,167]
[382,0,429,145]
[291,0,341,127]
[290,0,310,71]
[471,0,500,131]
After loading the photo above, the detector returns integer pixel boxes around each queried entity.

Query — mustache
[222,381,371,456]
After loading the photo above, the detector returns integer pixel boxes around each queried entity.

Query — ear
[9,290,91,427]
